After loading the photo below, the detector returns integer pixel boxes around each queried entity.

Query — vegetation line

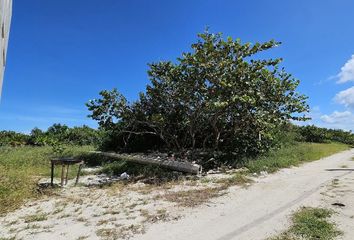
[245,142,349,174]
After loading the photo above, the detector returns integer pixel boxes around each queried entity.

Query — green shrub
[0,131,29,147]
[87,31,309,164]
[296,125,354,145]
[1,124,102,147]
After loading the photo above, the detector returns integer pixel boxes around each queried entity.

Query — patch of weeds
[103,209,120,215]
[23,213,47,223]
[270,207,342,240]
[139,209,149,217]
[161,187,225,207]
[184,181,198,186]
[74,207,81,212]
[58,213,71,219]
[8,228,17,233]
[42,225,54,230]
[76,236,89,240]
[55,201,68,208]
[142,208,172,223]
[215,173,252,187]
[24,223,41,230]
[72,198,84,205]
[127,203,139,209]
[52,208,64,214]
[331,179,340,187]
[106,182,126,195]
[5,219,18,226]
[96,224,146,239]
[137,198,149,205]
[76,216,87,222]
[200,178,212,184]
[134,184,157,195]
[339,165,348,168]
[96,219,109,226]
[96,228,119,239]
[0,237,16,240]
[120,224,145,238]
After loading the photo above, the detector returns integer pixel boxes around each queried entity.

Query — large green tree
[87,31,309,158]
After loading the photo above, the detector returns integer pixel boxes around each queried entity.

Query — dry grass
[214,172,253,187]
[140,208,174,223]
[96,224,145,240]
[0,145,93,214]
[76,236,89,240]
[23,213,47,223]
[160,186,225,207]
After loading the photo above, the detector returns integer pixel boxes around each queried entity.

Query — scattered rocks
[82,174,122,187]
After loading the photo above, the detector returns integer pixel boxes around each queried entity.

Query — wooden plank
[91,151,202,175]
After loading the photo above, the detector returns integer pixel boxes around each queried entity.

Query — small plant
[270,207,342,240]
[161,187,225,207]
[24,213,47,223]
[215,172,252,187]
[50,140,67,158]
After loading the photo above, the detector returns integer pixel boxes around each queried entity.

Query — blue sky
[1,0,354,133]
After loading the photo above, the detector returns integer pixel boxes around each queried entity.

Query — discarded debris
[120,172,130,180]
[91,151,202,174]
[332,202,345,207]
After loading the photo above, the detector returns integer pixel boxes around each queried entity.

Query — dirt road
[1,150,353,240]
[133,149,354,240]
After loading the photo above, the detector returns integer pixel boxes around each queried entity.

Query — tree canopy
[87,31,309,159]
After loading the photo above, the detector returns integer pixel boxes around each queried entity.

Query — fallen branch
[90,151,202,175]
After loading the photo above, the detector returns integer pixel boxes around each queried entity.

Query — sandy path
[133,149,354,240]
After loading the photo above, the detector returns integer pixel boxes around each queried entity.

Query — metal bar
[65,165,69,185]
[50,162,54,187]
[75,163,83,186]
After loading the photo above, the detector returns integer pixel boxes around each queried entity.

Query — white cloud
[293,106,354,131]
[320,111,353,124]
[337,55,354,83]
[334,86,354,108]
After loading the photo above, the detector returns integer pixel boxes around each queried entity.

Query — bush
[296,125,354,145]
[0,131,29,147]
[0,124,101,147]
[87,31,309,163]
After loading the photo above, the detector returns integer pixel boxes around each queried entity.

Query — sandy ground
[1,149,354,240]
[133,149,354,240]
[0,174,225,240]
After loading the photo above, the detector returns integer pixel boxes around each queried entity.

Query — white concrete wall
[0,0,12,97]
